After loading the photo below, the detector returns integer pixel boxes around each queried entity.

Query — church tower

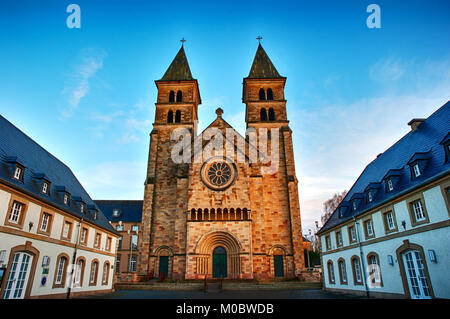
[138,44,201,280]
[244,43,305,278]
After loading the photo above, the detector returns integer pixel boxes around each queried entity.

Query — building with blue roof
[317,101,450,299]
[0,115,119,298]
[94,200,143,282]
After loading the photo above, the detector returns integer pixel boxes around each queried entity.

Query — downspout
[353,216,369,298]
[67,217,83,299]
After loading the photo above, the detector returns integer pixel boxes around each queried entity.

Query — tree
[321,190,347,225]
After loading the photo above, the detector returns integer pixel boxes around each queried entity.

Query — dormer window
[80,203,85,213]
[113,209,121,218]
[42,181,49,194]
[13,165,23,180]
[413,164,421,177]
[352,201,357,211]
[63,194,69,205]
[368,191,373,202]
[387,179,394,192]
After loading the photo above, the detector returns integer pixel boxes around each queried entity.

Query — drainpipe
[67,217,83,299]
[353,217,369,298]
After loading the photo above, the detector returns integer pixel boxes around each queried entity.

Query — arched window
[267,88,274,100]
[176,90,182,102]
[367,252,383,287]
[169,91,175,103]
[327,260,335,284]
[89,260,99,286]
[191,208,196,221]
[102,262,110,285]
[268,108,275,121]
[74,257,85,287]
[54,254,69,287]
[351,256,363,285]
[338,258,348,284]
[198,209,203,221]
[260,108,268,121]
[167,110,173,123]
[259,88,266,100]
[175,110,181,123]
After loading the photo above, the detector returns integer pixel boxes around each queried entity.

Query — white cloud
[369,56,408,82]
[60,49,107,118]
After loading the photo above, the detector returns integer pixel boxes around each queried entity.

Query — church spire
[247,43,283,79]
[160,44,194,81]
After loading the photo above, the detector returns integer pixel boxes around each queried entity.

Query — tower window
[260,108,268,121]
[175,110,181,123]
[268,108,275,121]
[168,110,174,123]
[267,88,274,100]
[169,91,175,103]
[176,90,182,102]
[259,88,266,101]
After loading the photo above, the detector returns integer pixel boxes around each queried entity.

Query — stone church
[137,43,305,280]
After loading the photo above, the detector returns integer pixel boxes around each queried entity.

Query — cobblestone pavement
[81,288,367,299]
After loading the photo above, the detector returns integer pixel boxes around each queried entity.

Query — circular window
[201,158,236,191]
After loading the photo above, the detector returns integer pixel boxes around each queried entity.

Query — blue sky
[1,0,449,234]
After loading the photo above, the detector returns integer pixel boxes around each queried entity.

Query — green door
[212,246,227,278]
[159,256,168,278]
[274,255,284,277]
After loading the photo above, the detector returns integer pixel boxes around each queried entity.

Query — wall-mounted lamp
[428,250,437,263]
[28,221,34,231]
[401,220,406,230]
[387,255,394,265]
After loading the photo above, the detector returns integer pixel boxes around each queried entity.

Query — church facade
[137,44,305,280]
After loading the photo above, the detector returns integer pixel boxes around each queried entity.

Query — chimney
[408,118,425,131]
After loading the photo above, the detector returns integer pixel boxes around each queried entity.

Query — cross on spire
[256,36,263,43]
[180,37,186,46]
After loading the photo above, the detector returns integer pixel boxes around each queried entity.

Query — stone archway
[194,231,242,279]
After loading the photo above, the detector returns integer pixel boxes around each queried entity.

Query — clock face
[201,158,236,191]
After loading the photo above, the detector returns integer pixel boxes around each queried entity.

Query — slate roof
[246,44,284,79]
[0,115,117,234]
[317,101,450,235]
[94,200,143,223]
[159,45,194,81]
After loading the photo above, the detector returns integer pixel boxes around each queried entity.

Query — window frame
[406,193,430,227]
[102,261,110,285]
[363,218,375,239]
[94,231,102,249]
[381,206,398,234]
[412,163,421,178]
[37,211,54,236]
[13,165,24,181]
[4,195,28,229]
[351,256,363,285]
[335,231,343,247]
[348,225,357,243]
[60,218,73,241]
[53,253,69,288]
[337,258,348,285]
[89,259,99,286]
[327,260,335,284]
[367,252,383,287]
[80,227,89,245]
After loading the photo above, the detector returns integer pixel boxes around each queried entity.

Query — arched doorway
[3,252,33,299]
[213,246,227,278]
[401,250,431,299]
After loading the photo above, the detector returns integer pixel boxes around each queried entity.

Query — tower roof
[160,45,194,81]
[247,43,283,79]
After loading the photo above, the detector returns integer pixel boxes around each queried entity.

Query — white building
[317,101,450,299]
[0,115,119,298]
